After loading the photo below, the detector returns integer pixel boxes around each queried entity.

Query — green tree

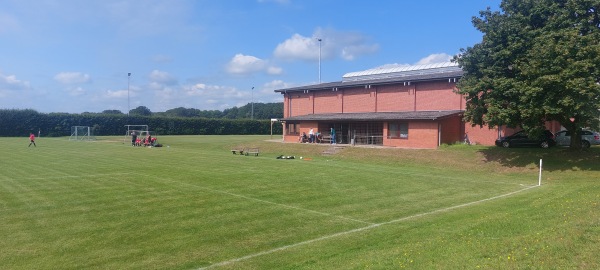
[163,107,198,117]
[129,106,152,116]
[101,110,124,114]
[456,0,600,149]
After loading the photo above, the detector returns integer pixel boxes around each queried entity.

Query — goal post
[124,125,149,144]
[70,126,95,141]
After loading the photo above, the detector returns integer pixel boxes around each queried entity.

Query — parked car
[495,130,556,148]
[554,130,600,148]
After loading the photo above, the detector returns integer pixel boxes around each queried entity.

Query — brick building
[274,62,559,148]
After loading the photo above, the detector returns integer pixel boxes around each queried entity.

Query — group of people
[131,131,157,147]
[298,127,336,144]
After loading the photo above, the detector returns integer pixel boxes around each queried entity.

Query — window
[388,122,408,139]
[287,123,299,135]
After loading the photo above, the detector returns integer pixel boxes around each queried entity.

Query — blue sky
[0,0,500,114]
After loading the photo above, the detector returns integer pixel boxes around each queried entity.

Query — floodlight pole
[318,38,322,84]
[251,86,254,120]
[127,72,131,116]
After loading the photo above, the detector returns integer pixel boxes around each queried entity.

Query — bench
[231,149,245,155]
[245,148,260,156]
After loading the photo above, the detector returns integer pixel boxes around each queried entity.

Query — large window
[388,122,408,139]
[287,123,299,135]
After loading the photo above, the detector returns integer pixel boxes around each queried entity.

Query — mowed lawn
[0,135,598,269]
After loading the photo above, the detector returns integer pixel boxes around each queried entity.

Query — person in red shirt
[28,133,36,147]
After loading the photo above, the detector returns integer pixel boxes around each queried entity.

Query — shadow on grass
[478,146,600,172]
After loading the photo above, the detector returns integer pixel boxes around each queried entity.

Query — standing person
[28,133,36,147]
[330,127,336,144]
[131,131,137,146]
[309,128,315,143]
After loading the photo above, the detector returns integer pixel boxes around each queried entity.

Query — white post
[538,159,543,186]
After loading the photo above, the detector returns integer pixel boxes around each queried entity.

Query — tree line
[0,102,283,137]
[97,102,283,120]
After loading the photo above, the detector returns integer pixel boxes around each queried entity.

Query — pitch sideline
[197,185,539,269]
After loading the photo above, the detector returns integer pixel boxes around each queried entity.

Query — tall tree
[101,110,124,115]
[456,0,600,148]
[129,106,152,116]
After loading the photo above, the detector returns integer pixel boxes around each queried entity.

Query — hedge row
[0,109,283,137]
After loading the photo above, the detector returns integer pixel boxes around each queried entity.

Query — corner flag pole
[538,159,543,186]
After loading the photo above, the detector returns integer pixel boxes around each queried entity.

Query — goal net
[124,125,149,144]
[69,126,95,141]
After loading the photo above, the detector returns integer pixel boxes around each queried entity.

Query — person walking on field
[28,133,36,147]
[131,131,137,146]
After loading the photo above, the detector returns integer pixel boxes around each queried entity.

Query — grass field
[1,135,598,269]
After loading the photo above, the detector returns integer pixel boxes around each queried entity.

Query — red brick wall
[440,116,462,144]
[464,121,562,146]
[415,81,462,111]
[289,93,313,117]
[285,80,462,115]
[343,87,376,113]
[283,96,288,118]
[464,125,503,146]
[282,121,320,143]
[376,85,415,112]
[384,121,440,149]
[314,91,342,114]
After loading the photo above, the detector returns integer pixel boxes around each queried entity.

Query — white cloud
[226,54,282,75]
[341,44,379,61]
[0,71,31,92]
[148,70,178,85]
[67,86,86,96]
[273,28,379,62]
[105,89,128,98]
[186,83,244,98]
[227,54,266,74]
[273,34,317,61]
[263,79,292,90]
[54,72,91,84]
[266,66,283,75]
[415,53,453,65]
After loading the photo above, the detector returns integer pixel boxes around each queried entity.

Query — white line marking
[201,186,375,225]
[197,185,539,270]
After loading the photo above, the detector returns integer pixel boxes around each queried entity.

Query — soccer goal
[124,125,149,144]
[70,126,95,141]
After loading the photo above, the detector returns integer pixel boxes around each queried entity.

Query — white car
[555,130,600,148]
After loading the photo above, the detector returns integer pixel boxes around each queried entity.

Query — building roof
[343,62,460,82]
[274,62,463,93]
[282,110,464,122]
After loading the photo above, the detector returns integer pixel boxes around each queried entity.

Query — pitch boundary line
[197,185,539,270]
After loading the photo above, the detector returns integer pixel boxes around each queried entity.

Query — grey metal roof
[343,62,460,82]
[274,62,463,93]
[282,110,464,122]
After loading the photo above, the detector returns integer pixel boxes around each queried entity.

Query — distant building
[274,62,559,148]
